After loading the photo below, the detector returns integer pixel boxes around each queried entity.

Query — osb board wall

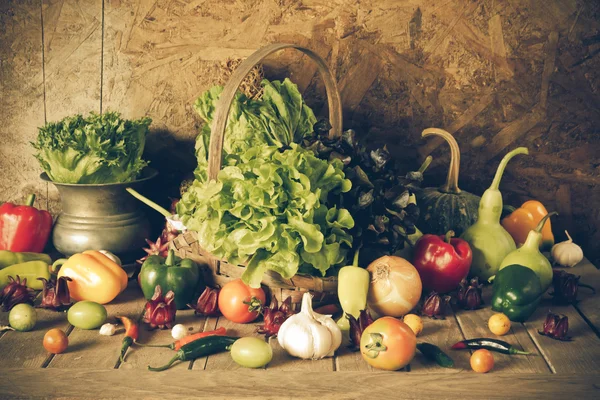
[1,0,599,264]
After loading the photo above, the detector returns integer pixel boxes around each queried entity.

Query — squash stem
[126,188,172,218]
[535,212,558,233]
[489,147,529,190]
[422,128,461,194]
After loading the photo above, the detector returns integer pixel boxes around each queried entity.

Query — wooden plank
[571,259,600,333]
[539,31,559,110]
[0,0,48,207]
[1,369,599,399]
[200,317,261,371]
[454,288,551,374]
[411,314,471,372]
[555,184,574,234]
[523,298,600,374]
[48,282,146,369]
[0,308,70,369]
[335,332,373,372]
[488,15,514,81]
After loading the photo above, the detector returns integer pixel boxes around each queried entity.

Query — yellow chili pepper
[52,250,128,304]
[501,200,554,251]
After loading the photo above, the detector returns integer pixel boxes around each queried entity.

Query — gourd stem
[422,128,461,194]
[535,212,558,233]
[445,230,455,244]
[489,147,529,190]
[126,188,172,218]
[418,156,433,174]
[352,250,360,268]
[25,194,36,207]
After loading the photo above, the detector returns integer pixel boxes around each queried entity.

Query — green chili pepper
[416,343,454,368]
[451,338,530,355]
[0,260,51,290]
[0,251,52,270]
[139,249,203,310]
[147,336,239,372]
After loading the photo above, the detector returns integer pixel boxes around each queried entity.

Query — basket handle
[207,43,343,181]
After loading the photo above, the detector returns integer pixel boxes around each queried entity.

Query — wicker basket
[172,43,344,310]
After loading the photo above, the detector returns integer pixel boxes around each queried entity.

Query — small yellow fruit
[488,313,511,336]
[403,314,423,336]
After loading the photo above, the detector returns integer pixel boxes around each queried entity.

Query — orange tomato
[218,279,266,323]
[360,316,416,370]
[488,313,511,336]
[470,349,494,373]
[43,328,68,354]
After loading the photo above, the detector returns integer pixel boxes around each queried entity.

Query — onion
[366,256,422,317]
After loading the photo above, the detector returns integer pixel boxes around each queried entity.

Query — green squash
[417,128,480,237]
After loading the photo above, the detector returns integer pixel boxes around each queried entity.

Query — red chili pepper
[0,194,52,252]
[116,316,139,363]
[412,230,473,293]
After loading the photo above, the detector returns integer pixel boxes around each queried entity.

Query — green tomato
[67,301,107,330]
[230,337,273,368]
[9,304,37,332]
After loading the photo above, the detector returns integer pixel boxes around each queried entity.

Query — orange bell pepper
[52,250,128,304]
[501,200,554,251]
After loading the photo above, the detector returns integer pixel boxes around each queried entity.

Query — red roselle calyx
[188,287,220,317]
[538,312,571,341]
[348,309,374,350]
[256,296,295,338]
[550,270,595,305]
[38,276,73,311]
[137,236,170,265]
[143,285,177,330]
[421,291,451,319]
[457,277,484,310]
[0,276,35,311]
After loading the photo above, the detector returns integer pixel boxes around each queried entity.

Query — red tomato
[43,328,69,354]
[218,279,266,323]
[360,316,416,370]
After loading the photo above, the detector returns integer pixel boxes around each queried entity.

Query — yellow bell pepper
[501,200,554,251]
[52,250,128,304]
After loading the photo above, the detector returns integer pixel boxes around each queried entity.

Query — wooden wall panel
[0,0,599,263]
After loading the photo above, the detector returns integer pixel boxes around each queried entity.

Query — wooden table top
[1,259,599,399]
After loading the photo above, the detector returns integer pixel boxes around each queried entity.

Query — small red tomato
[43,328,69,354]
[360,316,417,371]
[218,279,266,324]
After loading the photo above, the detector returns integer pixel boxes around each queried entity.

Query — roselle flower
[550,270,595,305]
[137,236,170,265]
[256,297,295,338]
[538,312,571,341]
[0,276,35,311]
[38,276,73,311]
[421,291,450,319]
[143,285,177,330]
[188,287,220,317]
[348,309,374,350]
[457,277,483,310]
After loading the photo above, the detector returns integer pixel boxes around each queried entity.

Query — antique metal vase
[41,169,158,262]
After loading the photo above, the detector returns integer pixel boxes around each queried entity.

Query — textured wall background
[1,0,599,263]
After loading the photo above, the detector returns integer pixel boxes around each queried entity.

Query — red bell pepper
[0,194,52,253]
[413,231,472,293]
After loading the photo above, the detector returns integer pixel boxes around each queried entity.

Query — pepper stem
[126,188,172,218]
[51,259,68,274]
[165,249,175,266]
[535,212,558,233]
[422,128,461,194]
[490,147,529,190]
[444,230,455,244]
[25,194,36,207]
[509,348,531,355]
[147,354,182,372]
[418,155,433,174]
[352,250,360,268]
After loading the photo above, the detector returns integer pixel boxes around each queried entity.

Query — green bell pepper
[139,249,203,310]
[491,264,544,322]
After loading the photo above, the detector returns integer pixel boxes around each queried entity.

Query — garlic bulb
[99,250,122,267]
[551,231,583,267]
[277,292,342,360]
[171,324,188,340]
[99,323,117,336]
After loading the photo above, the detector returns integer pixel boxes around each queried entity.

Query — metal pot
[41,169,158,262]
